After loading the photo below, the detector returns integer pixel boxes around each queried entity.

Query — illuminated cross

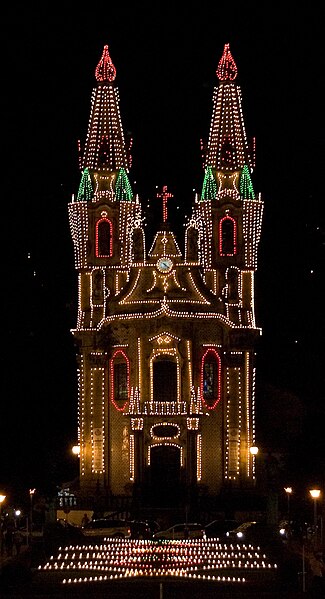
[157,185,173,223]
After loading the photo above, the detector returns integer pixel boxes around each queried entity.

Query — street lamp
[29,488,36,546]
[0,494,6,556]
[14,508,21,530]
[249,446,259,482]
[309,488,321,549]
[72,445,80,457]
[284,487,293,520]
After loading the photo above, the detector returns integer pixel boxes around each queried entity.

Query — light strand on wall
[245,352,251,478]
[187,418,199,430]
[148,443,183,467]
[186,340,192,389]
[150,422,181,439]
[137,338,141,391]
[251,366,256,479]
[225,366,242,480]
[80,356,86,477]
[90,366,105,473]
[129,434,134,481]
[197,434,202,481]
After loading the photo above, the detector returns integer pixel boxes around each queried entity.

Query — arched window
[186,226,199,261]
[219,216,237,256]
[201,348,221,410]
[110,349,129,411]
[153,359,177,403]
[132,228,144,261]
[96,218,112,257]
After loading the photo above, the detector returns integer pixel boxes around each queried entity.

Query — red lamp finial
[216,43,237,81]
[95,45,116,82]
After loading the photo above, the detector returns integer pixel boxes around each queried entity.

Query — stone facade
[68,43,264,505]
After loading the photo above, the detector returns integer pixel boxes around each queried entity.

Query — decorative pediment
[149,332,180,349]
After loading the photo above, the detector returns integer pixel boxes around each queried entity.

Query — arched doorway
[149,444,182,506]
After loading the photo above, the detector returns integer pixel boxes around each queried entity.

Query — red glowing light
[95,45,116,82]
[216,43,237,81]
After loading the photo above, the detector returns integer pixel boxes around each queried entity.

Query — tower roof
[204,43,253,172]
[80,45,130,173]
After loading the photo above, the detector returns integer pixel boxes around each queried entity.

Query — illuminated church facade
[68,43,264,505]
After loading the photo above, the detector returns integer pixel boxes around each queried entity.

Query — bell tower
[68,45,145,490]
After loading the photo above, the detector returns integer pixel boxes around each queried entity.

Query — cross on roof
[157,185,173,223]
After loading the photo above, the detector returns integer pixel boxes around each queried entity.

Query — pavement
[0,543,31,568]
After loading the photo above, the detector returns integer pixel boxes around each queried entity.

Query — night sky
[2,4,324,503]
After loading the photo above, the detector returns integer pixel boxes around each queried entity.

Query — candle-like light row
[38,538,278,587]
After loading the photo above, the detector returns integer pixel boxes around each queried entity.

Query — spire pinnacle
[216,43,237,81]
[95,45,116,82]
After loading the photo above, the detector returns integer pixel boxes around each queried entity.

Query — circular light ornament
[157,257,173,273]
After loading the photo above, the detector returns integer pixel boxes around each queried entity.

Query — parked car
[43,519,85,555]
[152,522,204,540]
[278,518,309,542]
[81,518,131,539]
[226,521,282,547]
[128,519,152,539]
[143,519,161,536]
[279,519,290,539]
[204,519,240,539]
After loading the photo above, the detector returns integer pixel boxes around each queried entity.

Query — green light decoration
[201,166,217,201]
[115,168,133,201]
[239,165,255,200]
[77,168,93,202]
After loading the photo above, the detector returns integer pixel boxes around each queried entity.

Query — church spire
[204,43,253,173]
[80,44,130,175]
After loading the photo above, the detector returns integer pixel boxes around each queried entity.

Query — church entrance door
[149,444,181,506]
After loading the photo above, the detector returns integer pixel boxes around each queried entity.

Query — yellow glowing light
[309,489,321,499]
[249,446,259,456]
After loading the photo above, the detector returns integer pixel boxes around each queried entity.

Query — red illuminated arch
[200,348,221,410]
[110,349,129,411]
[219,215,237,256]
[96,217,113,257]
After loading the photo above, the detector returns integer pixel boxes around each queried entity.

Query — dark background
[2,4,324,504]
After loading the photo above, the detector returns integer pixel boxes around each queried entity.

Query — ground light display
[37,538,278,588]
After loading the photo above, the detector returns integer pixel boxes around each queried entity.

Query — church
[68,42,264,508]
